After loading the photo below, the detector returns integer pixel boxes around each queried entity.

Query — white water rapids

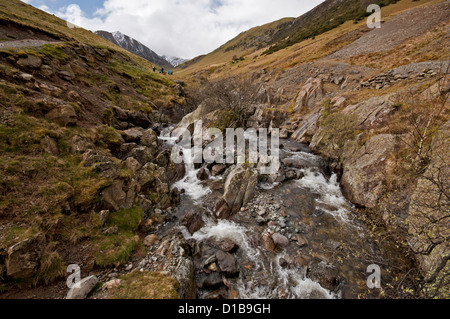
[158,127,354,299]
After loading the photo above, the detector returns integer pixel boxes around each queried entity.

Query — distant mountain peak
[162,55,188,68]
[95,30,184,69]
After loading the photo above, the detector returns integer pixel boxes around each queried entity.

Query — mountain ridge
[95,30,178,69]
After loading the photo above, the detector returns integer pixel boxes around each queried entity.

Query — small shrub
[33,249,65,286]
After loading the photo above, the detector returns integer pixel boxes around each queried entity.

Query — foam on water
[186,219,335,299]
[172,166,212,202]
[158,125,178,145]
[171,147,212,203]
[296,168,351,221]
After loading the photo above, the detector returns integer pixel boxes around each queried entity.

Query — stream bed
[157,127,414,299]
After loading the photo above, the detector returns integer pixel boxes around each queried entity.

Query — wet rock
[215,250,238,277]
[307,262,341,292]
[222,165,259,215]
[6,233,46,279]
[279,258,289,269]
[271,233,289,249]
[285,170,298,181]
[66,275,99,299]
[180,210,205,235]
[167,162,186,185]
[197,168,209,181]
[202,272,223,289]
[203,255,217,267]
[294,234,309,247]
[294,255,310,267]
[211,164,227,176]
[216,239,238,253]
[260,232,275,252]
[203,288,227,299]
[214,198,232,220]
[256,216,266,226]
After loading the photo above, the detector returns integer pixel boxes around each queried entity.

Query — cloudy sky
[22,0,324,59]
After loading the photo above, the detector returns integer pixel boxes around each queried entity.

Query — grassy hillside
[177,0,445,81]
[0,0,184,295]
[263,0,400,55]
[178,18,293,71]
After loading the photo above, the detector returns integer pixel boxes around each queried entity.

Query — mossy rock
[108,271,179,299]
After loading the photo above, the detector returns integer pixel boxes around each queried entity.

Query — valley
[0,0,448,300]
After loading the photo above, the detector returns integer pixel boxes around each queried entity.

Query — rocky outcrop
[45,104,77,126]
[40,136,59,156]
[291,108,322,143]
[360,62,442,90]
[343,94,395,129]
[341,134,400,208]
[293,78,324,112]
[6,233,46,279]
[215,165,259,218]
[155,233,196,299]
[101,179,135,211]
[407,120,450,295]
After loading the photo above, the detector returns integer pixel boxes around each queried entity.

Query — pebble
[125,264,133,271]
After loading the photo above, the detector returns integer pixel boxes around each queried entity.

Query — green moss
[106,207,144,232]
[93,231,139,267]
[109,271,179,299]
[37,44,69,62]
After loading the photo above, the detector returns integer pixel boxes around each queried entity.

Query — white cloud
[41,0,324,59]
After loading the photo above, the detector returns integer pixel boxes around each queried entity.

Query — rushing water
[158,128,409,299]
